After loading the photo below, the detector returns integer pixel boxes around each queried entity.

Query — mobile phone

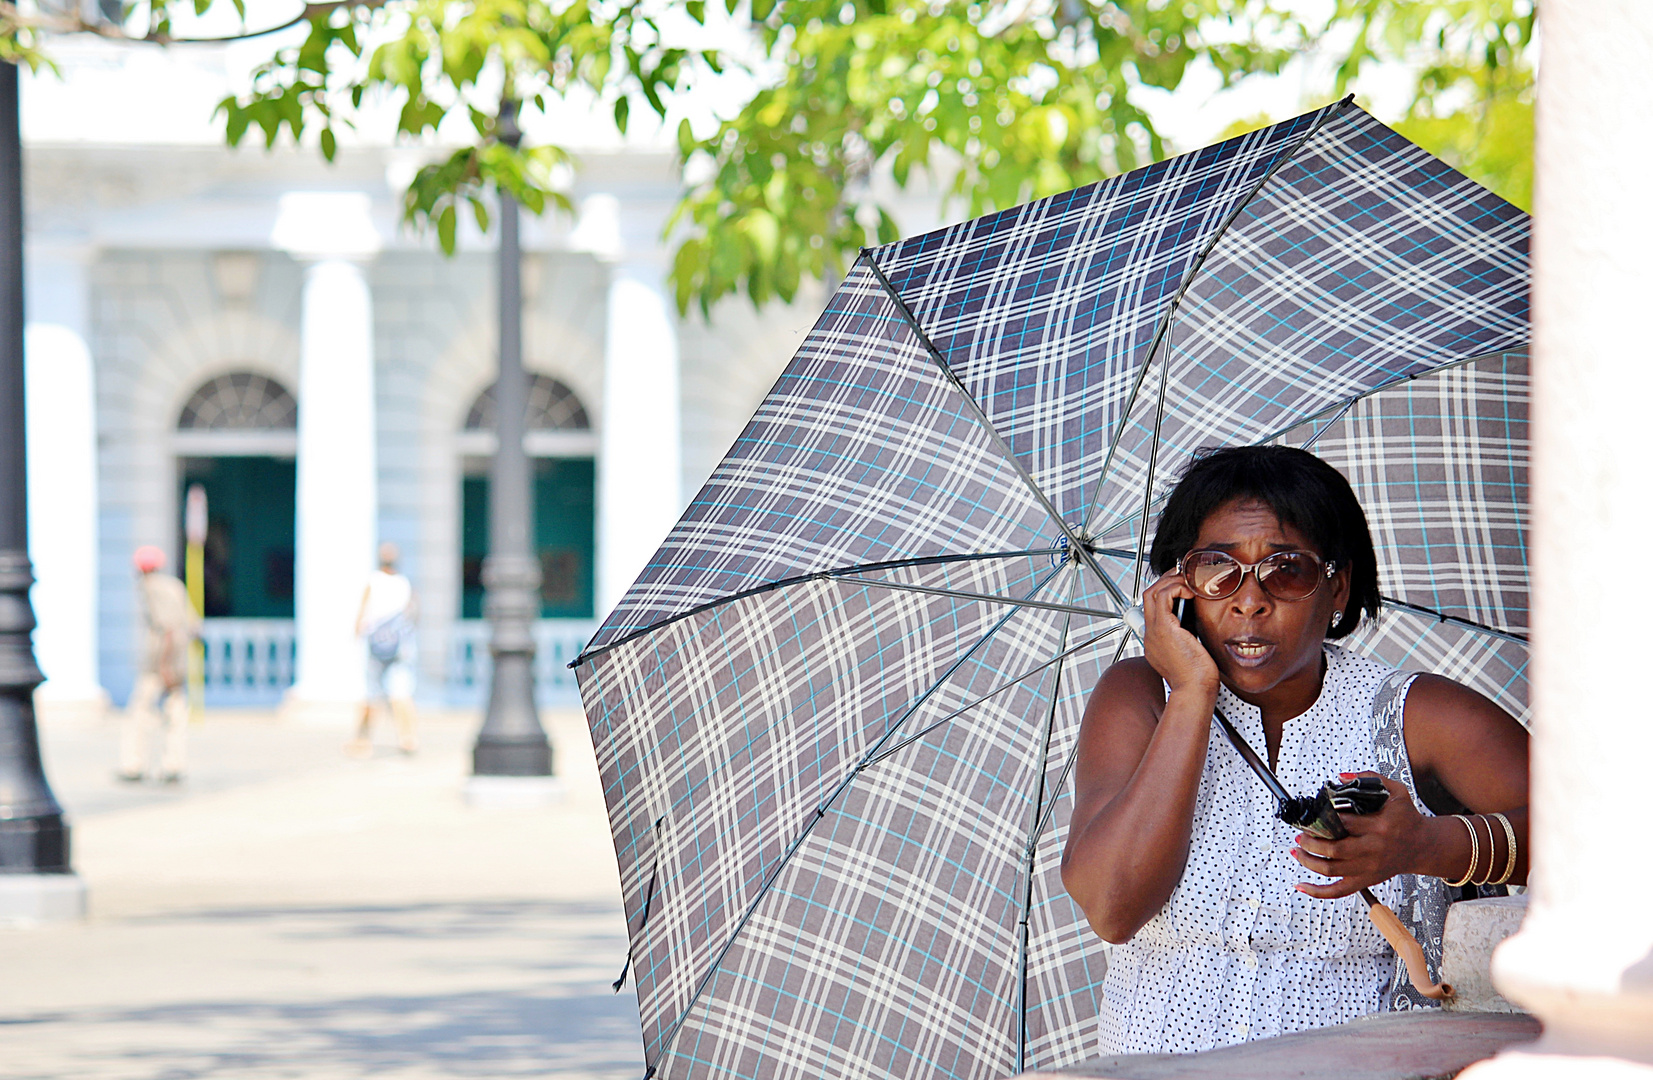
[1176,597,1199,636]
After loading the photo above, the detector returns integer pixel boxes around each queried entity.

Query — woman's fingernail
[1338,772,1356,780]
[1295,884,1309,894]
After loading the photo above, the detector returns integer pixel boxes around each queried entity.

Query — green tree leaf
[437,203,457,254]
[666,0,1534,314]
[1321,0,1535,211]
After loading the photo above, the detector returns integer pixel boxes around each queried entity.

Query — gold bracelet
[1473,815,1498,885]
[1490,812,1517,886]
[1446,814,1479,887]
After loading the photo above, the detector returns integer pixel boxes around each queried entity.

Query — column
[597,252,682,618]
[1463,4,1653,1077]
[25,248,104,721]
[273,194,380,722]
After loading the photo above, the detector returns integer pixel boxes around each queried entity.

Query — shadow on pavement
[1,899,646,1080]
[4,988,644,1079]
[129,898,624,938]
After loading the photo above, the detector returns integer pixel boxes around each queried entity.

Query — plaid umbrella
[572,98,1530,1079]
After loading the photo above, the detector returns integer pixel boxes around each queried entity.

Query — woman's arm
[1293,674,1530,897]
[1061,572,1220,943]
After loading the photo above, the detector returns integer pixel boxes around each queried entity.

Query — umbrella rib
[632,566,1085,853]
[1079,95,1356,534]
[1129,315,1177,597]
[834,575,1120,621]
[1293,397,1359,454]
[1028,632,1134,849]
[1012,629,1133,1070]
[1257,348,1530,449]
[1379,595,1529,644]
[570,548,1063,667]
[643,562,1072,1076]
[860,252,1116,590]
[1084,348,1527,544]
[1014,568,1080,1072]
[865,626,1124,768]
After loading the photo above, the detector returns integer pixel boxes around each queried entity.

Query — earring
[1330,610,1344,629]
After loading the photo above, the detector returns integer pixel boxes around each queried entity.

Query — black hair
[1148,445,1379,639]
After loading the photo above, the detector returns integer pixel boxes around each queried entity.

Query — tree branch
[0,0,385,47]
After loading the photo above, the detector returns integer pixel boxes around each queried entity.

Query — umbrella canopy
[574,98,1530,1080]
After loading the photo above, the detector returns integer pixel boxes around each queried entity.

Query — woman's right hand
[1141,569,1219,698]
[1064,575,1223,943]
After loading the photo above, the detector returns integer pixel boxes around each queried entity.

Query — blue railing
[200,618,297,707]
[200,617,594,709]
[444,619,594,707]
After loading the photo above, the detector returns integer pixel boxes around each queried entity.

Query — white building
[20,38,836,716]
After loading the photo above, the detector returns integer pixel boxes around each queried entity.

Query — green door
[178,456,297,618]
[461,457,596,619]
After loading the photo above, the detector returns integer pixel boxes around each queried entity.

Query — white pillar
[597,249,682,618]
[1464,4,1653,1077]
[273,194,380,722]
[24,249,105,720]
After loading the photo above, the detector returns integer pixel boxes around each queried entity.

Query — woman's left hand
[1291,773,1432,899]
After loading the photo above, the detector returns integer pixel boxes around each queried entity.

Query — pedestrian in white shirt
[348,542,418,757]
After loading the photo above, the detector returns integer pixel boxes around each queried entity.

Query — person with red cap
[119,545,201,783]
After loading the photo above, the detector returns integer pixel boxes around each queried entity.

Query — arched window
[458,374,595,621]
[464,374,590,432]
[174,372,298,622]
[178,372,297,430]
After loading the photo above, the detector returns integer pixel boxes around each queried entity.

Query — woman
[1060,445,1529,1054]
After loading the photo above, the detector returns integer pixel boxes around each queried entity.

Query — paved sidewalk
[0,707,644,1080]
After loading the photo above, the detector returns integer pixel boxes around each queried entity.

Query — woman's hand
[1061,572,1227,944]
[1291,774,1436,899]
[1140,569,1219,699]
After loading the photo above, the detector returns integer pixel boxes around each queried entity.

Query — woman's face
[1186,497,1351,717]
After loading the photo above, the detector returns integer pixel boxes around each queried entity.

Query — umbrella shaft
[1212,705,1294,805]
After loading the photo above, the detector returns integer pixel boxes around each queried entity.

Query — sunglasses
[1176,549,1338,602]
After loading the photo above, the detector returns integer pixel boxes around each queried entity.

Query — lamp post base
[473,553,553,779]
[0,872,85,925]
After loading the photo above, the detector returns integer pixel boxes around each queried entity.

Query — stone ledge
[1018,1011,1541,1080]
[1442,895,1529,1013]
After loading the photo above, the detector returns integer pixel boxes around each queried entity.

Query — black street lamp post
[470,99,554,785]
[0,62,79,912]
